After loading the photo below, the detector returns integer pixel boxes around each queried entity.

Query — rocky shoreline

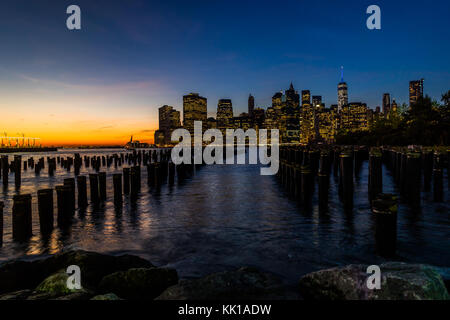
[0,250,448,300]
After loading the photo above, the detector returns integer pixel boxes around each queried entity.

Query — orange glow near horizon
[0,78,164,146]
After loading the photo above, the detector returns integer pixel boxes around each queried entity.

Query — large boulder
[33,270,92,300]
[99,267,178,300]
[157,267,299,300]
[0,250,153,294]
[34,270,79,296]
[299,262,450,300]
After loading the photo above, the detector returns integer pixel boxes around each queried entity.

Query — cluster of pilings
[278,145,449,257]
[0,148,205,245]
[382,147,449,203]
[278,146,369,210]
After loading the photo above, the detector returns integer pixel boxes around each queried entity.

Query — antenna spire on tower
[340,66,344,83]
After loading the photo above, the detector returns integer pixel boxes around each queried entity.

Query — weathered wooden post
[318,172,329,209]
[12,194,32,241]
[14,155,22,188]
[1,156,8,186]
[153,163,161,187]
[372,194,398,257]
[123,168,130,194]
[63,178,76,211]
[406,152,421,205]
[37,189,54,235]
[98,172,107,201]
[89,174,99,203]
[55,185,72,227]
[77,175,88,208]
[339,152,353,209]
[113,173,122,205]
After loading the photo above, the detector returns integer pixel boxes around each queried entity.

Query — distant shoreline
[0,147,58,154]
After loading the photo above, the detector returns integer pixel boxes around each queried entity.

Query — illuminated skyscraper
[157,105,181,145]
[337,66,348,112]
[301,90,311,107]
[382,93,391,117]
[312,96,322,108]
[183,93,207,135]
[409,79,424,107]
[216,99,233,133]
[285,83,300,109]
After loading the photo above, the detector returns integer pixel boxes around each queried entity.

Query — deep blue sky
[1,0,449,125]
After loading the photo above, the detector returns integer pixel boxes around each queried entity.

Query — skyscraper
[382,93,391,116]
[216,99,233,132]
[337,66,348,112]
[312,96,322,108]
[158,105,181,145]
[409,79,424,107]
[248,94,255,118]
[301,90,311,107]
[183,93,207,135]
[285,83,300,109]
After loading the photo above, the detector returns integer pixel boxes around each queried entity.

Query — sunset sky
[1,0,449,146]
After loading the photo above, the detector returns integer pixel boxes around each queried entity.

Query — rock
[0,250,153,294]
[33,270,92,300]
[0,289,32,300]
[99,267,178,300]
[91,293,122,300]
[157,267,299,300]
[298,262,450,300]
[35,270,78,296]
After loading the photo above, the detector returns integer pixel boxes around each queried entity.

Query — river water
[0,148,449,285]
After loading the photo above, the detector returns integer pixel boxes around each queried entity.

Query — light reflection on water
[0,148,449,285]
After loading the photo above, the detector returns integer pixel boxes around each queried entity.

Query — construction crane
[0,133,41,148]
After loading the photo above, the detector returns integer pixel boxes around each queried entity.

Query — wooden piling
[12,194,32,241]
[372,194,398,257]
[14,155,21,187]
[1,156,8,185]
[123,168,130,194]
[339,152,353,208]
[63,178,76,211]
[89,174,99,203]
[318,172,329,209]
[55,185,73,227]
[406,153,421,204]
[37,189,54,235]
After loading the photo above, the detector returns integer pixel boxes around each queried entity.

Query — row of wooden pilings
[0,149,202,246]
[0,149,171,187]
[382,147,448,203]
[278,145,449,257]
